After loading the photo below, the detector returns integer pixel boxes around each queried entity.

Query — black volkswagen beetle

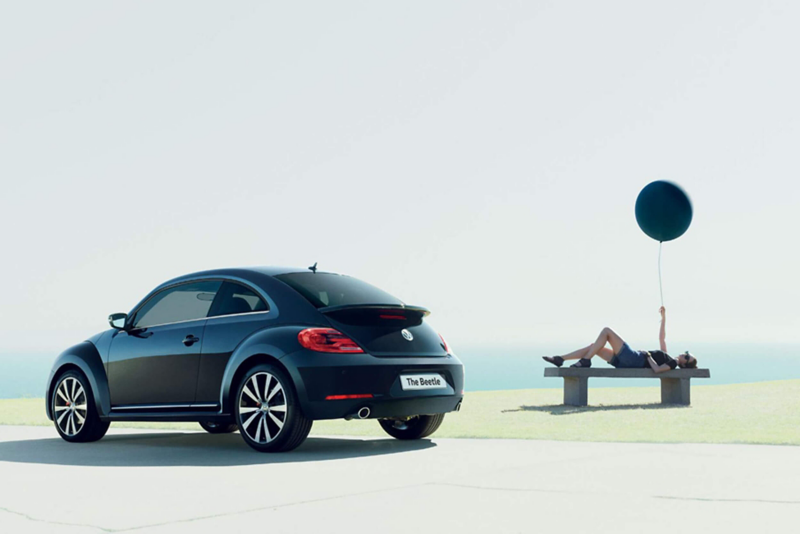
[45,266,464,452]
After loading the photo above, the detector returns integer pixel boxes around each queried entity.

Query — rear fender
[218,325,311,414]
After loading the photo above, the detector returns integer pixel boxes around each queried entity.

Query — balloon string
[658,241,664,308]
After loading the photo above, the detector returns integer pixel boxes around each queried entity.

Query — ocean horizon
[1,342,799,399]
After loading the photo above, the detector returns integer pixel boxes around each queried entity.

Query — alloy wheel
[53,376,88,437]
[238,372,288,444]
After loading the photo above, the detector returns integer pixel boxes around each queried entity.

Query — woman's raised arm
[659,306,668,353]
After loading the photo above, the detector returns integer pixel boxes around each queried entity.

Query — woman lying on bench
[543,307,698,372]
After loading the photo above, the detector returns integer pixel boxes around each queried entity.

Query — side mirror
[108,313,128,330]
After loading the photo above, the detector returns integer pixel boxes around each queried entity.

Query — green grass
[4,380,799,445]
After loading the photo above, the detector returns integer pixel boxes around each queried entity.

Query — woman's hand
[659,306,666,318]
[647,353,671,373]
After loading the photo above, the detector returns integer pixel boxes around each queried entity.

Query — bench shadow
[504,403,690,415]
[0,432,435,467]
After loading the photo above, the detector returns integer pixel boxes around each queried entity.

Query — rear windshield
[275,273,403,308]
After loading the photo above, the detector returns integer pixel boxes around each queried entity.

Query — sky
[1,1,799,354]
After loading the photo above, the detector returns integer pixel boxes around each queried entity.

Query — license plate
[400,374,447,391]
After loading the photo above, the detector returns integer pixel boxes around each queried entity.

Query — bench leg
[660,377,691,405]
[564,377,588,406]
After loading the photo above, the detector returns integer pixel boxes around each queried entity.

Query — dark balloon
[635,181,692,242]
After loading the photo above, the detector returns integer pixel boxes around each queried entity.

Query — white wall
[1,1,798,351]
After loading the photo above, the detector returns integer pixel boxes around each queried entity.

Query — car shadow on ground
[504,403,691,415]
[0,432,436,467]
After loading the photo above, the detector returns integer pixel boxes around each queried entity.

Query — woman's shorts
[609,343,646,368]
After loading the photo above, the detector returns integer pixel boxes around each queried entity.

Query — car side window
[209,281,269,317]
[133,281,222,328]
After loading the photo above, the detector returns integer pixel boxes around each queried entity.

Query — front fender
[45,341,110,420]
[218,325,308,414]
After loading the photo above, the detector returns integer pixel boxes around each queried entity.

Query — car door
[194,281,273,404]
[108,280,221,407]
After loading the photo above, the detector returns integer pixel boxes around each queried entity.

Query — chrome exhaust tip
[345,406,372,420]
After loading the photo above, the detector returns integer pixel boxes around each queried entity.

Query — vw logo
[401,329,414,341]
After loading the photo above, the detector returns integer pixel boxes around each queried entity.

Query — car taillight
[325,394,374,400]
[298,328,364,353]
[439,333,452,354]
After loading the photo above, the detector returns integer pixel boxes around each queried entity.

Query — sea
[1,343,799,399]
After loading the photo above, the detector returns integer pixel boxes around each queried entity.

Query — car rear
[274,272,464,421]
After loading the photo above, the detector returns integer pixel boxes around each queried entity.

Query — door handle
[183,335,200,346]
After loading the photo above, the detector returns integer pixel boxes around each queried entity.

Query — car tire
[199,421,238,434]
[51,370,110,443]
[379,414,445,440]
[234,364,312,452]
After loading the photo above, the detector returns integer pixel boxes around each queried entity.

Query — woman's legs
[561,328,625,361]
[560,345,592,361]
[584,327,625,360]
[595,347,614,362]
[561,345,614,362]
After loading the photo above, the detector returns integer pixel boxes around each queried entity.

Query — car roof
[131,266,339,322]
[156,266,341,289]
[245,266,343,277]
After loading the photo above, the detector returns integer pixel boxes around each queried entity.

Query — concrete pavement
[1,426,798,533]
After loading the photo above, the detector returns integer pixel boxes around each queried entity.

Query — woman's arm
[659,306,667,353]
[646,353,671,374]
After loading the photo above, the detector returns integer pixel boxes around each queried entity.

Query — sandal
[570,358,592,368]
[542,356,564,367]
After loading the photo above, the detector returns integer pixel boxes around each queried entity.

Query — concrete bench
[544,368,711,406]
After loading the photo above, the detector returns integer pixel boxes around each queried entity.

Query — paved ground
[1,426,798,533]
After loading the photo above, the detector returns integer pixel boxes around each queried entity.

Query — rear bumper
[302,394,463,420]
[280,350,465,420]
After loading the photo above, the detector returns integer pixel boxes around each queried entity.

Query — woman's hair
[681,352,697,369]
